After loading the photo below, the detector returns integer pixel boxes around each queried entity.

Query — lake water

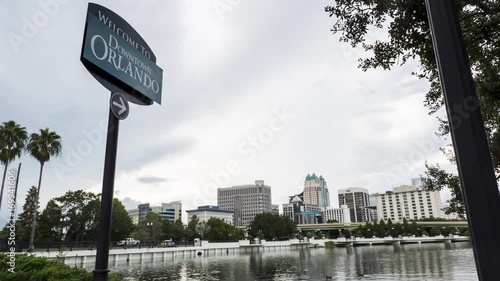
[111,242,477,280]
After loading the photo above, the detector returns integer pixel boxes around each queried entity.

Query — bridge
[295,221,469,232]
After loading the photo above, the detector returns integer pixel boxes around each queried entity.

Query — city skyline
[0,1,457,226]
[128,176,450,224]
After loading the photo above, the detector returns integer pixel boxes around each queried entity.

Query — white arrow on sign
[112,96,127,115]
[110,92,130,120]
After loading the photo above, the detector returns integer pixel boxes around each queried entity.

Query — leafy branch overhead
[325,0,500,120]
[326,0,500,216]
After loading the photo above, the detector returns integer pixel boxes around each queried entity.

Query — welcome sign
[81,3,162,105]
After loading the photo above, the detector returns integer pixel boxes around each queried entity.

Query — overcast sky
[0,0,457,225]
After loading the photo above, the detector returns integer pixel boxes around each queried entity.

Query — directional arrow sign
[110,93,130,120]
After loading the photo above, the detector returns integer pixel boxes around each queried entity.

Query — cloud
[136,175,170,184]
[119,196,143,210]
[0,0,455,226]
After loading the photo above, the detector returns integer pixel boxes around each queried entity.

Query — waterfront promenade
[30,235,469,269]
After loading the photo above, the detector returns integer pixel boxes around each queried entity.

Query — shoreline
[22,235,469,268]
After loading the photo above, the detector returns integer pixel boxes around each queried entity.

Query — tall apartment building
[322,205,351,223]
[132,201,182,223]
[338,188,373,222]
[217,180,272,226]
[303,173,330,208]
[374,185,442,221]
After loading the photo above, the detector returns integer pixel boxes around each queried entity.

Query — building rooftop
[338,187,369,193]
[186,205,234,213]
[218,180,270,190]
[305,173,325,181]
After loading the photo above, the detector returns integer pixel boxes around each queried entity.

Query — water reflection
[112,242,477,280]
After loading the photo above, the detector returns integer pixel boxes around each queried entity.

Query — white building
[186,205,234,225]
[128,201,183,224]
[322,205,351,223]
[374,185,442,221]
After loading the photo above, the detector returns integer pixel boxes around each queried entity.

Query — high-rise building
[303,173,330,208]
[186,205,233,225]
[374,185,442,221]
[282,192,322,224]
[217,180,272,226]
[160,201,183,222]
[338,188,373,222]
[322,205,351,223]
[132,201,183,223]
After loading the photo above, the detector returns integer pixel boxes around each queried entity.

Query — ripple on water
[112,242,478,281]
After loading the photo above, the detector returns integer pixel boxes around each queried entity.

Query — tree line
[0,189,134,244]
[316,218,468,239]
[132,212,297,243]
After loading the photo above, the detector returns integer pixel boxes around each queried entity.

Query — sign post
[93,100,120,281]
[80,3,162,281]
[424,0,500,280]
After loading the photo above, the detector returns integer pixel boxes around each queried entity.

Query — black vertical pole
[424,1,500,280]
[93,98,120,281]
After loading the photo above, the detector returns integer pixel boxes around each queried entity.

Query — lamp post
[147,222,154,248]
[61,217,69,241]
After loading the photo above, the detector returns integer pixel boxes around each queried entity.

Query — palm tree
[0,121,28,213]
[26,128,62,251]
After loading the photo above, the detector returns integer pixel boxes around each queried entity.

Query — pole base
[93,269,110,281]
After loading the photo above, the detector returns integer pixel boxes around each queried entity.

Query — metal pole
[93,98,120,281]
[424,1,500,280]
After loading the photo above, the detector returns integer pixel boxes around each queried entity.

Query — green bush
[0,254,122,281]
[324,241,335,249]
[430,227,442,237]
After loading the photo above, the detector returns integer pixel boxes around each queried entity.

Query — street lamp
[147,222,154,248]
[61,217,70,241]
